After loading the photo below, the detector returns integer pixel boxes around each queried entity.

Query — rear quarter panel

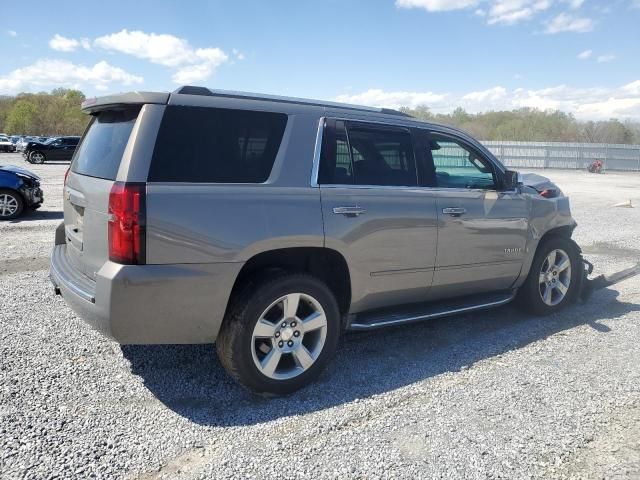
[144,111,325,264]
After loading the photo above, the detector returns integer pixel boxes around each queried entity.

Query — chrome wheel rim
[0,193,19,217]
[251,293,328,380]
[539,248,572,306]
[31,152,44,163]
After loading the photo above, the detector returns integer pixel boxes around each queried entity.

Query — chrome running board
[347,291,515,331]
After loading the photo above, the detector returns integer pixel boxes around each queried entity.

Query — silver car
[51,87,586,395]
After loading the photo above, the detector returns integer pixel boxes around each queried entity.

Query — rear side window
[71,107,140,180]
[148,106,288,183]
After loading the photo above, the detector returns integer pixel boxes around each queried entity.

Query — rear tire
[216,273,341,396]
[0,189,24,220]
[517,236,580,315]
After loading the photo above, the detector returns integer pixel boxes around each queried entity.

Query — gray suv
[51,86,584,395]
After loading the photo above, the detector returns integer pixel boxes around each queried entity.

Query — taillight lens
[64,168,70,186]
[108,182,146,264]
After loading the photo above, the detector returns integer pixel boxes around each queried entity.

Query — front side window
[428,134,496,190]
[148,106,287,183]
[318,120,417,187]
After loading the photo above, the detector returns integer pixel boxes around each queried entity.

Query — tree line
[399,106,640,145]
[0,89,89,136]
[1,89,639,145]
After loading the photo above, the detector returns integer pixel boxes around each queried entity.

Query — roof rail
[173,86,412,117]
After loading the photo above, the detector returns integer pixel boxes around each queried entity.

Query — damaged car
[0,165,43,220]
[51,87,597,396]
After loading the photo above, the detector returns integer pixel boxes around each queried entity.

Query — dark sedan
[25,136,80,164]
[0,165,43,219]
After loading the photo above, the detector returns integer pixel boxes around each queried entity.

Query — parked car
[16,136,37,152]
[51,87,588,396]
[0,165,43,219]
[25,136,80,164]
[0,135,16,152]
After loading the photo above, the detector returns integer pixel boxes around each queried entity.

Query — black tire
[216,273,341,396]
[0,189,25,220]
[517,236,581,315]
[30,151,46,164]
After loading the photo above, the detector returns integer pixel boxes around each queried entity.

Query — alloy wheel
[538,248,572,306]
[251,293,328,380]
[0,193,19,217]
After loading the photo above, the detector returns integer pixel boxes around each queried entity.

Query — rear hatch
[64,107,141,280]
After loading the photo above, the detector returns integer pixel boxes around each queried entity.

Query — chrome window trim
[310,117,324,187]
[311,116,419,188]
[310,115,510,193]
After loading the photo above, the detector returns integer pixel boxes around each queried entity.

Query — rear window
[148,106,288,183]
[71,107,140,180]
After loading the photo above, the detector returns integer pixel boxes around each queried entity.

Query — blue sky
[2,0,640,119]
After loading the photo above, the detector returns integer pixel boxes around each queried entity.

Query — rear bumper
[50,244,243,344]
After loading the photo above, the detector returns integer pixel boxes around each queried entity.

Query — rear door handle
[442,207,466,217]
[333,206,366,216]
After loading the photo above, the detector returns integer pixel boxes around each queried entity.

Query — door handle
[442,207,466,217]
[333,206,366,216]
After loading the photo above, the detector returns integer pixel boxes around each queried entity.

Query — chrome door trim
[332,206,366,216]
[442,207,466,216]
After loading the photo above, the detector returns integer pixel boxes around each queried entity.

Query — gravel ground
[1,152,639,479]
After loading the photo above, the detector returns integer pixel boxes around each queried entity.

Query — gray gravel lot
[1,152,639,479]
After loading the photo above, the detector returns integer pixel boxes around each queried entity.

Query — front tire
[0,189,25,220]
[517,236,580,315]
[216,273,341,396]
[30,151,46,164]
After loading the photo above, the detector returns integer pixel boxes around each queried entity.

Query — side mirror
[503,170,522,190]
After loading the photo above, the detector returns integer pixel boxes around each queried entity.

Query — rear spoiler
[81,91,169,114]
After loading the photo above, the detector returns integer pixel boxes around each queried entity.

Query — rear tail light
[64,168,70,186]
[108,182,146,264]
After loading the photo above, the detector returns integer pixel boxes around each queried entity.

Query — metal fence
[481,141,640,171]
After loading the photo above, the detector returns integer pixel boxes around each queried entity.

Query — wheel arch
[227,247,352,317]
[514,222,578,289]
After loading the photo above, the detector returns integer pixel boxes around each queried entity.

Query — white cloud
[397,0,597,30]
[49,34,80,52]
[49,34,91,52]
[462,86,508,102]
[622,81,640,96]
[232,48,245,61]
[95,29,194,66]
[334,81,640,120]
[563,0,584,8]
[597,54,615,63]
[544,12,594,33]
[7,30,17,37]
[395,0,478,11]
[487,0,552,25]
[0,59,143,94]
[334,88,449,110]
[577,49,592,59]
[94,29,229,83]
